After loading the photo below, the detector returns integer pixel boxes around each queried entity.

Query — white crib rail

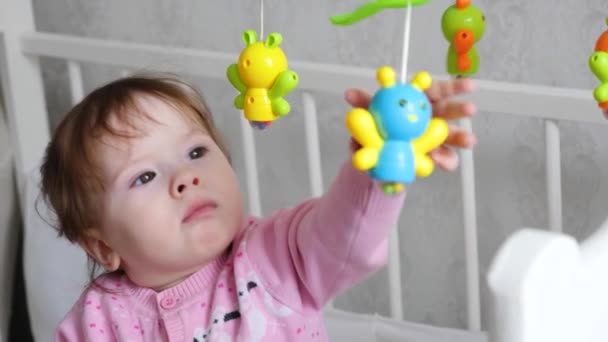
[0,3,50,211]
[16,33,605,123]
[3,28,608,336]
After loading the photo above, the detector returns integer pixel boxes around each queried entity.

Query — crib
[2,0,608,341]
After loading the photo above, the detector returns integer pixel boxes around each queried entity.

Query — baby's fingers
[432,100,476,121]
[445,125,477,149]
[429,146,459,171]
[344,88,372,108]
[426,78,476,103]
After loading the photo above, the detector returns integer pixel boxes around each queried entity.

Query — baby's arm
[55,295,119,342]
[245,150,405,311]
[245,79,476,312]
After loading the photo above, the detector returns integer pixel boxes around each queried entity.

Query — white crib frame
[1,1,608,341]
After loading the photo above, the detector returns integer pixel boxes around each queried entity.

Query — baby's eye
[131,171,156,187]
[189,146,208,160]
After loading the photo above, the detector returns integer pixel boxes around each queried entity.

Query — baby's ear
[79,229,121,272]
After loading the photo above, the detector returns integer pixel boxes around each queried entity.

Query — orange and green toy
[441,0,485,76]
[589,17,608,117]
[227,30,299,130]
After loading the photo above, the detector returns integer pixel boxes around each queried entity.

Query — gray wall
[28,0,608,330]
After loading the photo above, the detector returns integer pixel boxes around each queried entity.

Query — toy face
[368,84,432,140]
[590,51,608,83]
[237,42,287,89]
[441,3,485,44]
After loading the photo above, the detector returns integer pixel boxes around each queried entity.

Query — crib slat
[388,229,404,320]
[544,119,562,232]
[67,61,84,105]
[459,117,481,331]
[239,115,262,217]
[302,93,324,198]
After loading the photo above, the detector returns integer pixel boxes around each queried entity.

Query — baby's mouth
[182,199,218,223]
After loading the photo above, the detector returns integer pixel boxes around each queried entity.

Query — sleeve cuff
[326,158,406,218]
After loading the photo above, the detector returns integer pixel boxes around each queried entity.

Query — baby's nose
[175,177,200,194]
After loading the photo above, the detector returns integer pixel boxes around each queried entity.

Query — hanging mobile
[346,67,448,194]
[441,0,486,77]
[331,1,447,194]
[227,2,299,130]
[330,0,431,26]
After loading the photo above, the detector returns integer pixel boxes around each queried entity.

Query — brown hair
[39,74,230,283]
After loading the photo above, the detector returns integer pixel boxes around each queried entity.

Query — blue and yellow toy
[441,0,485,76]
[589,17,608,119]
[346,66,449,194]
[226,30,299,129]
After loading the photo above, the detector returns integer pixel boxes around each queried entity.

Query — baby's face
[95,95,242,289]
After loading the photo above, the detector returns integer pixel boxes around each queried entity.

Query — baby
[42,75,477,341]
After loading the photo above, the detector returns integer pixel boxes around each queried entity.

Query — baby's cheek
[129,200,175,232]
[194,225,234,254]
[196,227,224,244]
[114,216,170,251]
[104,199,142,232]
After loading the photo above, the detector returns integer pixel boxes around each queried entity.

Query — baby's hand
[344,77,477,172]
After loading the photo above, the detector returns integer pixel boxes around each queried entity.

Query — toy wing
[226,63,247,93]
[412,118,448,177]
[412,118,448,154]
[346,108,384,170]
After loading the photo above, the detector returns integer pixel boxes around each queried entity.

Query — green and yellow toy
[441,0,485,76]
[227,30,299,130]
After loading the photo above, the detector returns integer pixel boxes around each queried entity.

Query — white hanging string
[259,0,264,39]
[400,0,413,83]
[387,0,413,322]
[238,0,266,217]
